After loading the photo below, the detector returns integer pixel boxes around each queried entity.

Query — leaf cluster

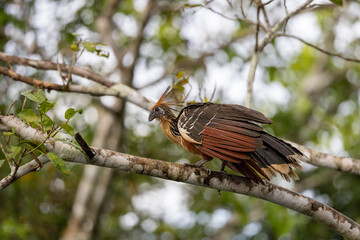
[1,90,82,177]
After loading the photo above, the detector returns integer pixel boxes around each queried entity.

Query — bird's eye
[155,107,159,112]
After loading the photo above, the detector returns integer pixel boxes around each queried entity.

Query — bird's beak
[148,111,155,122]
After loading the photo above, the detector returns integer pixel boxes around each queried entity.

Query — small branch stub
[75,132,95,159]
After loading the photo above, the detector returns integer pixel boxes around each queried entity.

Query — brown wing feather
[217,104,272,124]
[198,146,249,163]
[202,127,260,150]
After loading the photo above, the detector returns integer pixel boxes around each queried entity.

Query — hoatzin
[148,86,304,184]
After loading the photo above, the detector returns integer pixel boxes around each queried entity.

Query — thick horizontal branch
[0,51,114,87]
[0,114,359,239]
[288,141,360,175]
[0,66,154,111]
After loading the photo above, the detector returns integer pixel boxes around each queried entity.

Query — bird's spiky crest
[152,85,178,110]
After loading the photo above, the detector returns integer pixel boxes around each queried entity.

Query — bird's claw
[183,163,199,168]
[201,166,212,175]
[219,170,229,176]
[183,163,212,175]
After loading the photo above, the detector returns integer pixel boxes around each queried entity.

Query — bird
[148,86,304,184]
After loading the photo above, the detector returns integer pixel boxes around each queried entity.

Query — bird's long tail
[223,133,304,184]
[250,132,304,182]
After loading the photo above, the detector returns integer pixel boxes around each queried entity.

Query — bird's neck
[158,112,181,145]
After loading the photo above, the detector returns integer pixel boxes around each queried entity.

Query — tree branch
[0,65,154,111]
[288,141,360,176]
[0,52,114,87]
[0,114,359,239]
[274,33,360,63]
[245,5,261,108]
[0,154,49,189]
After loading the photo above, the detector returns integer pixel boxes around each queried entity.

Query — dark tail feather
[225,161,267,184]
[250,133,304,181]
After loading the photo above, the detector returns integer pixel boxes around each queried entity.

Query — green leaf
[330,0,342,6]
[65,108,76,120]
[0,160,4,168]
[46,152,70,176]
[18,109,38,125]
[83,42,96,53]
[64,108,82,120]
[60,123,74,135]
[100,52,109,58]
[21,89,46,103]
[183,4,202,8]
[41,114,54,132]
[7,146,22,159]
[70,43,80,52]
[33,89,47,102]
[21,90,41,103]
[39,101,55,114]
[176,70,184,79]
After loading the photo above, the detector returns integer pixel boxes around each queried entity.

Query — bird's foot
[219,170,229,176]
[183,160,211,175]
[183,159,208,168]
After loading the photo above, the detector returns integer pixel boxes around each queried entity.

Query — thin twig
[0,66,154,111]
[30,152,43,169]
[257,0,314,51]
[283,0,289,15]
[254,0,271,28]
[6,100,17,115]
[203,3,267,31]
[0,52,115,87]
[275,33,360,63]
[21,96,27,111]
[0,141,12,168]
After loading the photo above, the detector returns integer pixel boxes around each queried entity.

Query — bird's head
[148,105,166,122]
[148,85,177,122]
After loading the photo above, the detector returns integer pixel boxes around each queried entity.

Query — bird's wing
[177,103,269,182]
[177,103,303,183]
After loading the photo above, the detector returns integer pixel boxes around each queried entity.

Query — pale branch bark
[0,115,359,239]
[0,52,114,87]
[0,154,50,189]
[274,33,360,63]
[288,141,360,176]
[245,52,258,108]
[245,5,261,108]
[0,66,154,111]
